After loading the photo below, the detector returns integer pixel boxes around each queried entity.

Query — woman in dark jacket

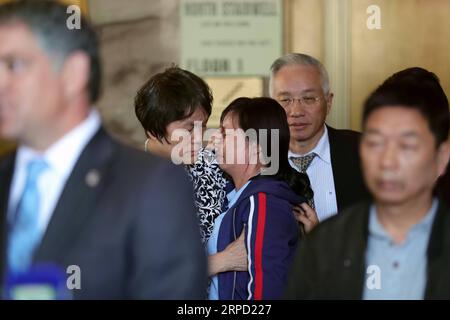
[207,97,313,300]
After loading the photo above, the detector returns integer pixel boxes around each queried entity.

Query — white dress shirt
[8,109,101,235]
[288,125,338,222]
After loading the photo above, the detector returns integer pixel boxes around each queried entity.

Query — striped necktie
[290,153,317,209]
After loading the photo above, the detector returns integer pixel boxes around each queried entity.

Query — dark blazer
[286,200,450,299]
[0,128,207,299]
[327,126,370,211]
[436,163,450,208]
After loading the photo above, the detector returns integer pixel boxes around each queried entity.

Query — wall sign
[181,0,283,76]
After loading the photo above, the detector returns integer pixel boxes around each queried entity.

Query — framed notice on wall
[180,0,283,77]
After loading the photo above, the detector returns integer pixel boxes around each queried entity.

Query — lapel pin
[85,169,101,188]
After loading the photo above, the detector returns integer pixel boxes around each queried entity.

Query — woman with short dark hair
[134,66,226,245]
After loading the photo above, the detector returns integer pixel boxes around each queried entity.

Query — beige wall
[284,0,324,60]
[287,0,450,131]
[350,0,450,130]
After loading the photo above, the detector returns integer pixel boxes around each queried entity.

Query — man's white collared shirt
[8,109,101,235]
[288,126,338,222]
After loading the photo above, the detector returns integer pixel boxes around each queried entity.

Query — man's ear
[437,140,450,177]
[61,51,90,101]
[326,92,334,115]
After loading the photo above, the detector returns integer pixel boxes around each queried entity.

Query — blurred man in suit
[270,53,369,222]
[0,0,206,299]
[436,163,450,207]
[286,67,450,299]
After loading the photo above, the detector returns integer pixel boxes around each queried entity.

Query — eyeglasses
[278,96,321,108]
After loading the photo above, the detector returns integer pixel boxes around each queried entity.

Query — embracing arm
[208,229,247,277]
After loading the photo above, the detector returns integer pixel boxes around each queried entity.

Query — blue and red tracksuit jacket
[216,176,304,300]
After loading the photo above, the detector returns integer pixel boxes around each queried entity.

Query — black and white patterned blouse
[186,148,228,245]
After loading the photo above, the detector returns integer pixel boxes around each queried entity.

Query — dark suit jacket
[0,128,207,299]
[436,163,450,208]
[286,200,450,299]
[327,126,370,211]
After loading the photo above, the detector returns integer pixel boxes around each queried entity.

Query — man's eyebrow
[363,129,421,138]
[277,89,317,96]
[364,129,382,135]
[276,91,292,97]
[0,54,13,61]
[399,131,420,139]
[301,89,317,93]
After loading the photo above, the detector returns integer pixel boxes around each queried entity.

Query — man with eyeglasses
[270,53,369,222]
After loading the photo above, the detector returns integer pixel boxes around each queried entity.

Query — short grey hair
[269,53,330,97]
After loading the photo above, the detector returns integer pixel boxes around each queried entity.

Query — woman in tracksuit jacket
[208,97,313,300]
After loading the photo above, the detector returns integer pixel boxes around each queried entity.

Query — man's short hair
[363,67,450,147]
[134,66,213,142]
[269,53,330,95]
[0,0,101,102]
